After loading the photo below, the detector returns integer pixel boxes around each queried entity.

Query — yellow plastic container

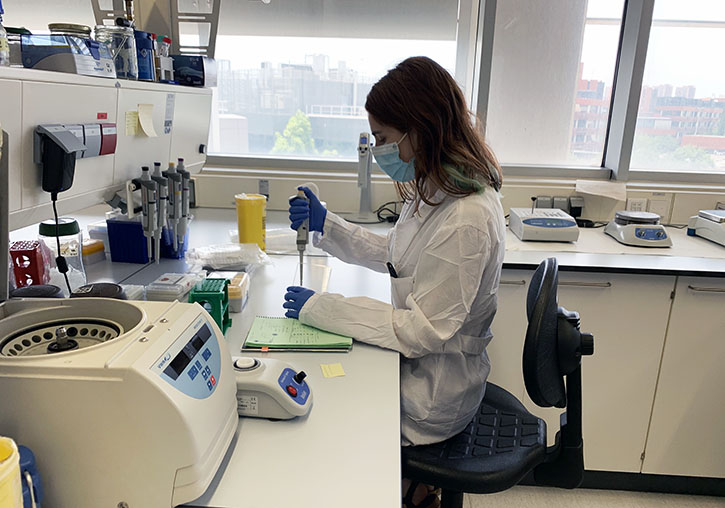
[0,437,22,508]
[208,271,249,313]
[235,193,267,251]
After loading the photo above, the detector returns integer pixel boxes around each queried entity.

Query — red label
[97,112,108,120]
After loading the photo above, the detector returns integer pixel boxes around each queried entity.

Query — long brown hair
[365,56,502,206]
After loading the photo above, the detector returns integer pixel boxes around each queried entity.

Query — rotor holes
[32,335,42,343]
[90,329,98,336]
[99,330,106,338]
[22,339,31,347]
[44,332,53,340]
[14,344,23,351]
[8,350,17,356]
[80,328,88,336]
[67,327,78,337]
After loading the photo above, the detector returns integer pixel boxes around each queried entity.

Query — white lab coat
[299,186,506,446]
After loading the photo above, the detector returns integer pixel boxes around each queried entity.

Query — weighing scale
[604,210,672,248]
[509,208,579,242]
[687,210,725,247]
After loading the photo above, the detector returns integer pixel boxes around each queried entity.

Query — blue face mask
[371,133,416,182]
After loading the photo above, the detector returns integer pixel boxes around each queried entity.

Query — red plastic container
[10,240,50,287]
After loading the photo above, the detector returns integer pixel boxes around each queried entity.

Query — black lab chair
[402,257,594,508]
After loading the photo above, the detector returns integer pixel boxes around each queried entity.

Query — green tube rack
[189,278,232,334]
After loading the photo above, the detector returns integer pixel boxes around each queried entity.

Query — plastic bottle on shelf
[0,0,11,67]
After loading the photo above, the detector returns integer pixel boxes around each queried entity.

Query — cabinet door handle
[559,281,612,288]
[687,285,725,293]
[500,280,527,286]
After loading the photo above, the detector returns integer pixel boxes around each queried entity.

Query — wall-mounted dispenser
[34,123,118,196]
[34,125,86,196]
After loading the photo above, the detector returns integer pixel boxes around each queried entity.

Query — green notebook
[243,316,353,351]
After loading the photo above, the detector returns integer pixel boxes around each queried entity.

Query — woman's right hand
[289,186,327,234]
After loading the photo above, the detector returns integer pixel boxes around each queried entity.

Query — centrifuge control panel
[153,315,222,399]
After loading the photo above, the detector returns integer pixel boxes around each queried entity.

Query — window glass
[485,0,624,167]
[631,0,725,173]
[1,0,95,33]
[209,0,458,160]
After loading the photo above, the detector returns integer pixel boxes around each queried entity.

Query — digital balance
[604,210,672,248]
[509,208,579,242]
[687,209,725,247]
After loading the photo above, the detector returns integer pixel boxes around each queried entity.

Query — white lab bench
[10,205,725,499]
[130,208,725,483]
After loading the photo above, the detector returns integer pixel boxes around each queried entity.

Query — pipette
[138,166,158,261]
[295,189,309,286]
[150,162,168,264]
[163,161,182,250]
[177,157,191,249]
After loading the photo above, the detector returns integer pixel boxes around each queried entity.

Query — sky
[581,0,725,98]
[214,0,725,100]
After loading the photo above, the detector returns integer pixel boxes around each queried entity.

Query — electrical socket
[648,199,670,219]
[626,197,648,212]
[535,195,553,208]
[552,196,569,212]
[259,179,269,199]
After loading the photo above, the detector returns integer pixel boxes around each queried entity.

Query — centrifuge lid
[0,299,145,357]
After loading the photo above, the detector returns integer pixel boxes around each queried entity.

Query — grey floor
[466,486,725,507]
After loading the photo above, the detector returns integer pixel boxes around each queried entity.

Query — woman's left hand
[283,286,315,319]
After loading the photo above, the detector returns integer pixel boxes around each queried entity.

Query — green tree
[631,134,715,170]
[672,144,715,169]
[271,110,316,155]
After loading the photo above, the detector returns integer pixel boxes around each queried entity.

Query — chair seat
[402,383,547,494]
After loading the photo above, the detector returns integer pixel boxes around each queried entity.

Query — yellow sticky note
[320,363,345,378]
[125,111,139,136]
[138,103,158,137]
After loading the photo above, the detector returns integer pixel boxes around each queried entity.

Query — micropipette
[163,161,182,250]
[177,157,191,249]
[139,166,158,261]
[296,189,309,286]
[150,162,168,264]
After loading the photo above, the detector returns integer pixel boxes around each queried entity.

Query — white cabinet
[491,269,676,473]
[642,276,725,478]
[488,270,531,399]
[0,68,212,230]
[0,79,22,211]
[20,81,117,208]
[115,88,173,185]
[169,92,212,172]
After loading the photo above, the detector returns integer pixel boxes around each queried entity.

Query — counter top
[10,205,725,281]
[186,208,725,278]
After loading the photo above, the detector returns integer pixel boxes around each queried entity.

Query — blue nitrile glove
[289,186,327,234]
[283,286,315,319]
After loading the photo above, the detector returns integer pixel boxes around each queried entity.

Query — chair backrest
[521,257,595,488]
[523,257,566,408]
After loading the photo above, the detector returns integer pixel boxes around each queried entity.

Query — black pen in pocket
[386,262,399,278]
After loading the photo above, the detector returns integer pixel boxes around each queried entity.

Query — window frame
[204,0,725,185]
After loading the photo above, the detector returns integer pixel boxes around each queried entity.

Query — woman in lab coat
[285,56,506,506]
